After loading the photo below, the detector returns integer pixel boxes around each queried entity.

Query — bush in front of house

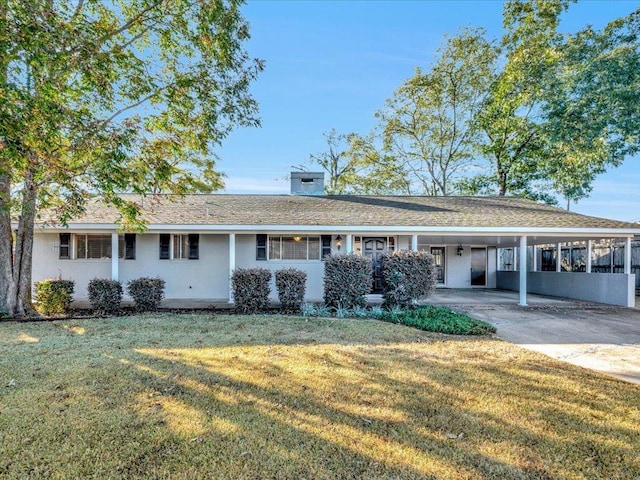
[127,277,165,311]
[275,268,307,313]
[323,253,373,310]
[379,305,496,335]
[231,268,272,314]
[381,250,438,309]
[35,279,75,315]
[88,278,123,313]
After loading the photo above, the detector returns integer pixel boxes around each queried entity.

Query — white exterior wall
[235,234,327,302]
[486,246,497,289]
[446,245,472,288]
[397,235,410,251]
[32,233,230,301]
[33,233,111,298]
[33,230,510,301]
[119,234,229,300]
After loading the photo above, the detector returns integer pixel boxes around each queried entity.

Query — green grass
[381,305,497,335]
[1,314,639,479]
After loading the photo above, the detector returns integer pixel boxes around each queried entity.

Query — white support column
[346,234,353,254]
[519,236,527,306]
[111,233,119,281]
[625,236,632,275]
[556,242,562,272]
[228,233,236,303]
[586,240,593,273]
[411,235,418,251]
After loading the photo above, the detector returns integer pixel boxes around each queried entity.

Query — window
[60,234,135,260]
[76,234,112,259]
[159,234,199,260]
[59,233,70,259]
[268,236,321,261]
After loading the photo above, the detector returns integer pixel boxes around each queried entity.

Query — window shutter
[124,234,136,260]
[321,235,332,260]
[256,234,267,261]
[59,233,70,259]
[159,234,170,259]
[188,234,199,259]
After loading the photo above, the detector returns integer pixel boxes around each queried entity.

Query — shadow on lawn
[4,316,638,478]
[101,337,640,479]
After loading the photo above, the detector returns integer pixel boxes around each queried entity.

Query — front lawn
[1,314,638,479]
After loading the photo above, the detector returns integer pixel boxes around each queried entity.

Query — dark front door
[471,248,487,286]
[363,237,386,293]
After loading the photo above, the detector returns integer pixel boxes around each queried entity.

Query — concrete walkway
[437,289,640,385]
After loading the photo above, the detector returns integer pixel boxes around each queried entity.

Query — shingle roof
[46,194,639,230]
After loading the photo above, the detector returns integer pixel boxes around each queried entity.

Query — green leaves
[376,28,496,195]
[2,0,262,225]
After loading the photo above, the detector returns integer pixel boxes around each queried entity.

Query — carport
[435,289,640,385]
[412,229,638,308]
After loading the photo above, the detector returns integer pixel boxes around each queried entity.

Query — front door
[363,237,386,293]
[471,248,487,286]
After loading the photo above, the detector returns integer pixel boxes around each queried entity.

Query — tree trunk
[0,173,18,317]
[0,169,38,318]
[13,169,38,317]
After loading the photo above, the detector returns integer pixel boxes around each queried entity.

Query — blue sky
[217,0,640,222]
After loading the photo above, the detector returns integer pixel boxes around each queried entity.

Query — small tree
[381,250,437,309]
[275,268,307,313]
[323,254,373,310]
[231,268,272,314]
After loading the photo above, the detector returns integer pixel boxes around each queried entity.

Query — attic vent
[290,171,325,195]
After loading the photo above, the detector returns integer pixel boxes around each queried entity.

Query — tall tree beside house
[305,129,409,195]
[0,0,263,317]
[376,28,497,196]
[542,9,640,206]
[464,0,573,203]
[465,0,640,204]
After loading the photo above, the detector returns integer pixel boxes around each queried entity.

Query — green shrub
[323,254,373,310]
[380,305,496,335]
[88,278,123,313]
[301,303,331,317]
[275,268,307,313]
[381,250,437,309]
[35,279,75,315]
[231,268,272,314]
[127,277,165,311]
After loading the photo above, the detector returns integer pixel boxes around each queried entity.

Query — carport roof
[41,194,640,232]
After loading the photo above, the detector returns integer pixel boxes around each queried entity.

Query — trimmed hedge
[127,277,165,311]
[35,279,75,315]
[323,254,373,310]
[380,305,497,335]
[231,268,272,314]
[88,278,123,312]
[381,250,437,309]
[275,268,307,313]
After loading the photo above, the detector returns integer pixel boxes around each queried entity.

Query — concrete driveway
[430,289,640,385]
